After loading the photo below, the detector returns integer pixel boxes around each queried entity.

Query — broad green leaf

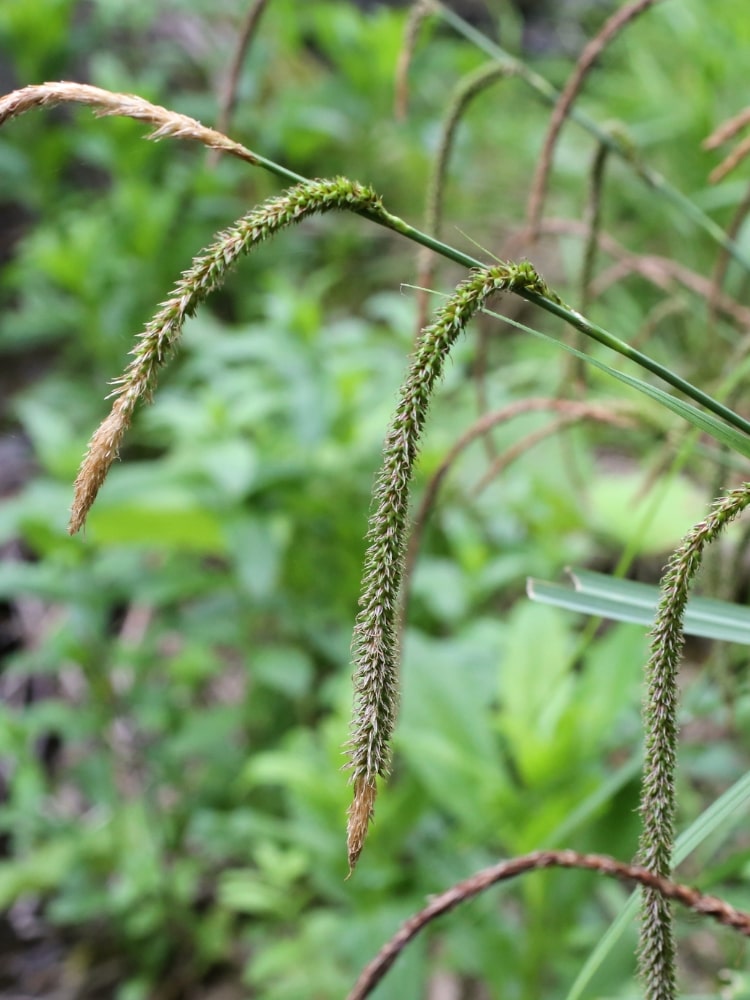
[87,504,226,552]
[497,603,576,785]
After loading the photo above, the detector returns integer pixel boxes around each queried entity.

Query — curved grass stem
[2,84,748,444]
[350,848,750,1000]
[429,0,750,274]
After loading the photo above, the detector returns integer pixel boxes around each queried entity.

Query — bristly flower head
[347,261,560,871]
[638,482,750,1000]
[68,178,386,534]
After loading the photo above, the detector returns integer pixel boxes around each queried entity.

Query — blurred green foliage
[1,0,750,997]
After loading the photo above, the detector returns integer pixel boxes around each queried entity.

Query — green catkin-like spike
[638,482,750,1000]
[69,178,386,534]
[347,261,558,870]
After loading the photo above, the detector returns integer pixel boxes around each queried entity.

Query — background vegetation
[1,0,750,997]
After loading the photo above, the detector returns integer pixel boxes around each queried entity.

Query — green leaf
[87,504,226,552]
[528,568,750,645]
[0,840,78,909]
[497,603,576,785]
[587,469,707,554]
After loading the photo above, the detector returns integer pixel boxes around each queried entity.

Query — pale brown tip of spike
[68,398,131,534]
[347,777,377,876]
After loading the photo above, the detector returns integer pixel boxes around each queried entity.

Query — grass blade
[483,306,750,460]
[528,571,750,645]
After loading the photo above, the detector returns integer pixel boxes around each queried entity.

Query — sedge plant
[3,2,750,997]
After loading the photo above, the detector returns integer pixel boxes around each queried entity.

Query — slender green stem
[352,205,749,438]
[430,0,750,274]
[247,151,307,187]
[225,167,750,444]
[346,217,750,445]
[517,291,750,439]
[6,82,747,446]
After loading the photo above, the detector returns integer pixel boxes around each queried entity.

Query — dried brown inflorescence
[0,81,261,164]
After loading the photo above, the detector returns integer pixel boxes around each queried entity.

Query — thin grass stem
[210,0,271,166]
[431,1,750,273]
[526,0,663,237]
[415,61,512,331]
[394,0,433,120]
